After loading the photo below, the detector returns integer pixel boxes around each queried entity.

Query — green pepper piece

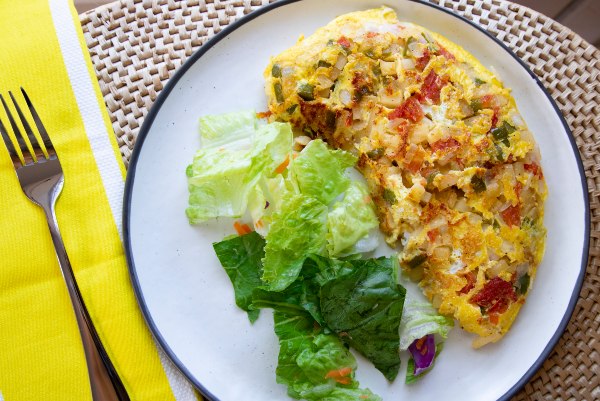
[383,188,397,205]
[274,82,284,103]
[297,83,314,101]
[517,273,530,295]
[286,104,298,114]
[471,175,486,193]
[403,37,414,57]
[406,253,427,268]
[366,147,384,159]
[317,60,331,68]
[426,171,440,190]
[271,64,282,78]
[492,219,500,230]
[470,99,483,112]
[372,63,382,77]
[474,78,486,85]
[491,121,516,146]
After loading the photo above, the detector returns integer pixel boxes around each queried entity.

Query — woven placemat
[80,0,600,399]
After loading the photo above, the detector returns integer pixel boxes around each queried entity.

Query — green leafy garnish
[262,193,328,291]
[320,257,406,381]
[327,181,378,256]
[291,139,357,205]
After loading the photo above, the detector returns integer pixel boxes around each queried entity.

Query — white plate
[124,1,589,400]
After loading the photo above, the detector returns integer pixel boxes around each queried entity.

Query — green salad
[186,111,453,400]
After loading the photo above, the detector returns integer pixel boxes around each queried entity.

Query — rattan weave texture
[79,1,600,400]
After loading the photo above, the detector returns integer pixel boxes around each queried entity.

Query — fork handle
[44,207,130,401]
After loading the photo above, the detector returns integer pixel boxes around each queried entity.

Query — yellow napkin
[0,1,199,400]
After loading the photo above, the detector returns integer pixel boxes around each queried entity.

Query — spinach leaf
[213,231,265,322]
[319,257,406,381]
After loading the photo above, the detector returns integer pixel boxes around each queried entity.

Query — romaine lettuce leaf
[319,257,406,381]
[274,310,370,400]
[212,232,265,322]
[262,193,328,291]
[327,181,379,256]
[186,111,292,224]
[291,139,357,205]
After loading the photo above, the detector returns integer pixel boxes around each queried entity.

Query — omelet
[264,7,547,347]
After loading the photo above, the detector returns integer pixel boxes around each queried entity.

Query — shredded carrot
[274,155,290,175]
[254,219,264,229]
[233,221,252,235]
[256,110,272,119]
[325,367,353,384]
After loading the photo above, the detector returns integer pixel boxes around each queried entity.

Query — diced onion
[316,74,334,88]
[340,89,352,106]
[400,58,416,70]
[380,60,396,75]
[335,54,348,70]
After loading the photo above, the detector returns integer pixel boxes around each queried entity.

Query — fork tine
[0,93,33,163]
[20,88,53,156]
[10,90,46,160]
[0,111,21,166]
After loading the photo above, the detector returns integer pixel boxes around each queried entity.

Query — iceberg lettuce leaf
[327,181,379,256]
[291,139,357,205]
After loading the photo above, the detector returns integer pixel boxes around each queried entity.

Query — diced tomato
[345,112,353,127]
[415,49,431,71]
[337,36,351,49]
[431,137,460,152]
[388,96,424,122]
[501,204,521,227]
[488,298,510,315]
[366,31,378,38]
[325,367,353,385]
[491,107,499,128]
[515,182,523,198]
[524,163,544,179]
[418,70,447,105]
[459,272,476,294]
[427,229,439,242]
[233,221,253,235]
[480,94,494,108]
[471,277,517,309]
[437,45,455,60]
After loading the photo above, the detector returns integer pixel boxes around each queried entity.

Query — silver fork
[0,88,129,401]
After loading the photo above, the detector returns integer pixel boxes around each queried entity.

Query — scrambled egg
[264,7,547,347]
